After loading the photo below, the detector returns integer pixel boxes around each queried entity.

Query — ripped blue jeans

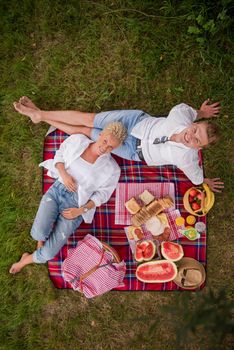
[31,181,83,263]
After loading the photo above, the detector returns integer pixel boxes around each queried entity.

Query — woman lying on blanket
[13,96,224,192]
[9,122,127,274]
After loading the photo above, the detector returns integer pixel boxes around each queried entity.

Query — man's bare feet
[19,96,40,111]
[9,253,31,274]
[13,101,41,123]
[37,240,45,249]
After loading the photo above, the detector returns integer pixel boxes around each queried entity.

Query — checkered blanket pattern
[44,129,206,291]
[62,234,126,298]
[115,182,175,225]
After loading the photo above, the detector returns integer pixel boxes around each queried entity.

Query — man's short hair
[206,122,220,146]
[103,122,127,144]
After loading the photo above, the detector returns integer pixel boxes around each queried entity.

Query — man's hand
[204,178,224,193]
[197,99,221,119]
[62,207,83,219]
[61,172,77,192]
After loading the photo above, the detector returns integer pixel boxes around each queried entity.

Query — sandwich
[139,190,155,205]
[125,197,141,215]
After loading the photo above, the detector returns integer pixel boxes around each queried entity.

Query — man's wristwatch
[83,205,89,213]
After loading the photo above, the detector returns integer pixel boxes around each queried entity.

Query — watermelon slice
[135,240,156,262]
[136,260,177,283]
[161,241,184,262]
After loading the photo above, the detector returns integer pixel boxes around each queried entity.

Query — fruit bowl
[183,183,215,216]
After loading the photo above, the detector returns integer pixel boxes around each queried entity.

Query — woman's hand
[62,207,83,219]
[61,172,77,192]
[56,162,77,192]
[204,178,224,193]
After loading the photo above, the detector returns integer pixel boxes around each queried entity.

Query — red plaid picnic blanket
[45,130,206,291]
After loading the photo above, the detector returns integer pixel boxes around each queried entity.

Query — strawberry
[189,189,198,197]
[196,193,203,200]
[191,202,200,211]
[189,195,194,203]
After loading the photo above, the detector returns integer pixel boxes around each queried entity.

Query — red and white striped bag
[62,234,126,298]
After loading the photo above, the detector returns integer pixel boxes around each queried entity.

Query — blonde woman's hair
[103,122,127,144]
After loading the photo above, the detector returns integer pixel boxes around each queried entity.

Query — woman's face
[95,131,120,156]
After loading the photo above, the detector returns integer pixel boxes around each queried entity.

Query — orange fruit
[186,215,196,225]
[175,216,185,226]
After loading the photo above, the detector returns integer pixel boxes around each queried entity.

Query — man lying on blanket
[9,122,127,274]
[14,97,224,192]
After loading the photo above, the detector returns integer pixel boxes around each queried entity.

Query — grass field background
[0,1,233,349]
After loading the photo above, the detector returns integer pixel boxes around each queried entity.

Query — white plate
[145,216,164,236]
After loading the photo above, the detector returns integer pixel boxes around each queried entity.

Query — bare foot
[37,240,45,249]
[19,96,40,111]
[9,253,31,274]
[13,102,41,123]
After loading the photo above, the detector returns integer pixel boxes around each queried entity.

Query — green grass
[0,1,233,349]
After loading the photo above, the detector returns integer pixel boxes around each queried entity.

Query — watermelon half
[135,240,156,262]
[161,241,184,262]
[136,260,177,283]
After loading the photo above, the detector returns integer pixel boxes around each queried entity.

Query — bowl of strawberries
[183,183,215,216]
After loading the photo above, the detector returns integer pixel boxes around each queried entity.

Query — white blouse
[39,134,121,223]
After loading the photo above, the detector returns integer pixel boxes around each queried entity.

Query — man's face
[180,122,209,149]
[95,131,120,155]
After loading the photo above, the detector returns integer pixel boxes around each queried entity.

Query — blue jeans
[91,110,149,161]
[31,181,83,263]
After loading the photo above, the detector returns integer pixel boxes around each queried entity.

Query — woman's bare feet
[19,96,40,111]
[9,252,32,274]
[13,101,42,123]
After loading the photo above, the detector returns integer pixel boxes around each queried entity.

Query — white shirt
[131,103,203,184]
[39,134,121,223]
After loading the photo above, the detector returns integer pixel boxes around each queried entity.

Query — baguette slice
[131,206,151,227]
[125,197,141,214]
[157,196,174,209]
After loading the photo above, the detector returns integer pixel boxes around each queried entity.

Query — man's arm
[178,160,224,192]
[196,99,221,119]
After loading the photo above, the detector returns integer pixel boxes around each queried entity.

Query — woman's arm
[53,135,88,191]
[55,162,77,192]
[62,200,95,219]
[61,162,120,219]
